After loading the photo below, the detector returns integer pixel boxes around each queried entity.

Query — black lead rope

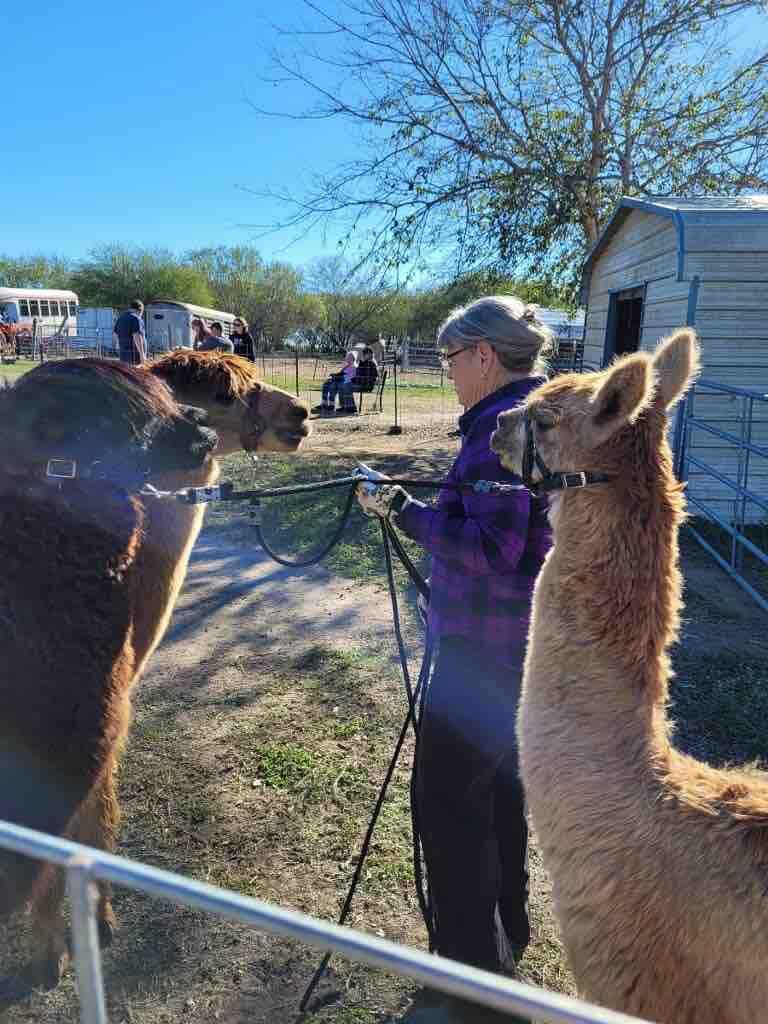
[249,483,358,569]
[174,474,523,507]
[297,520,434,1014]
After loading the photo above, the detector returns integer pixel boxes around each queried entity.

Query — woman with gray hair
[357,296,553,1022]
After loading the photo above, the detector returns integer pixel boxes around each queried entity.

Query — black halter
[522,415,613,496]
[40,414,170,492]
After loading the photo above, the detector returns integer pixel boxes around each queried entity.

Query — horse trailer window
[40,300,50,316]
[50,301,60,317]
[29,300,40,316]
[19,300,30,316]
[69,302,78,316]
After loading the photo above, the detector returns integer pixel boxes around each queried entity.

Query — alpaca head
[491,329,700,490]
[148,351,311,457]
[0,359,219,492]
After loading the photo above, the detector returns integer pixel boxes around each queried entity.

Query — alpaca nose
[179,404,211,426]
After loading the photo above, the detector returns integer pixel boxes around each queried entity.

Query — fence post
[67,857,108,1024]
[671,395,689,481]
[733,393,752,571]
[401,337,410,372]
[388,351,402,435]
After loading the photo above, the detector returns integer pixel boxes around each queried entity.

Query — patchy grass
[670,654,768,766]
[0,358,38,381]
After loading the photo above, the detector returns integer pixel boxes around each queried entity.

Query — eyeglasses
[440,346,475,371]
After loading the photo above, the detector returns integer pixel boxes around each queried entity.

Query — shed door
[604,286,645,364]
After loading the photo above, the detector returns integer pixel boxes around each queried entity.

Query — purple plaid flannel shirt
[396,378,551,668]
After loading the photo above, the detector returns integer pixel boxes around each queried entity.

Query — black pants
[415,637,529,972]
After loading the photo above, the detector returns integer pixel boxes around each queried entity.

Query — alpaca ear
[652,328,700,409]
[589,354,655,441]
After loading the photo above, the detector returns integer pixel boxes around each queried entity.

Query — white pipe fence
[0,820,654,1024]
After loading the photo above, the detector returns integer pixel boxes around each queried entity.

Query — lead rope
[297,517,434,1013]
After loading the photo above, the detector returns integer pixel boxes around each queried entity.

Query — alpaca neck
[538,438,684,725]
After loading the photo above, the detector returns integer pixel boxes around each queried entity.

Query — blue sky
[3,3,765,271]
[3,0,358,267]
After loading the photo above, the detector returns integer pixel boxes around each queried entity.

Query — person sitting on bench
[313,350,358,414]
[348,346,379,408]
[336,346,380,414]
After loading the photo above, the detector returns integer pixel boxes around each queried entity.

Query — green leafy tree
[188,246,327,347]
[186,245,266,317]
[304,255,401,349]
[261,0,768,288]
[70,245,213,308]
[0,255,71,289]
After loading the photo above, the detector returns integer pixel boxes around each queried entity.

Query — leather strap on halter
[19,414,169,493]
[522,415,613,496]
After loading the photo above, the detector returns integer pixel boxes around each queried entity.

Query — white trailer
[144,300,236,353]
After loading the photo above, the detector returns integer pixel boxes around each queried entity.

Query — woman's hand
[356,481,408,518]
[355,463,410,518]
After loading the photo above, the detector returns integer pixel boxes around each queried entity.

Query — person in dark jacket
[113,300,146,365]
[336,346,379,412]
[357,296,553,1023]
[231,316,255,360]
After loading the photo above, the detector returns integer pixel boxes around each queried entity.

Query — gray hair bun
[437,295,553,376]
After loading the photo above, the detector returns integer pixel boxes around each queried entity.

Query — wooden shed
[581,195,768,523]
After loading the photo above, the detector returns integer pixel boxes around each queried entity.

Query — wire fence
[674,376,768,611]
[296,351,461,433]
[0,819,653,1024]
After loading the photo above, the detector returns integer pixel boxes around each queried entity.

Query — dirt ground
[1,417,766,1024]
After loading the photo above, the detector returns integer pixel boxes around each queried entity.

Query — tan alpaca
[491,330,768,1024]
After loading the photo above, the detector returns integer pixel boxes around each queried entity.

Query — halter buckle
[46,459,77,480]
[562,472,587,489]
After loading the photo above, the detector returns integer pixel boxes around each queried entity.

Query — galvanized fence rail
[0,820,653,1024]
[674,377,768,611]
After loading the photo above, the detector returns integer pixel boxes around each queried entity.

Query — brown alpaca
[130,351,310,679]
[148,349,310,457]
[0,357,308,988]
[491,330,768,1024]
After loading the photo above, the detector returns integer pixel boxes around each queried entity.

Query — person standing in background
[113,300,147,365]
[195,321,234,354]
[231,317,255,360]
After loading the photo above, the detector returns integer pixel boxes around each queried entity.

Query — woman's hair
[345,350,359,364]
[437,295,553,376]
[233,315,249,331]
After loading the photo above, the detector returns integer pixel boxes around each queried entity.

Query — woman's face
[443,344,480,408]
[345,353,355,366]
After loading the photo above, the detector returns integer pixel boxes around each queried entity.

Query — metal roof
[628,195,768,213]
[145,299,236,321]
[0,286,78,301]
[580,194,768,301]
